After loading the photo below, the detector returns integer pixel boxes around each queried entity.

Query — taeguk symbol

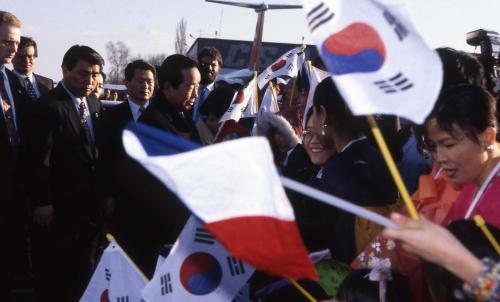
[180,252,222,295]
[271,59,286,72]
[321,22,386,75]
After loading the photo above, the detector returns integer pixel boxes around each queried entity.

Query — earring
[320,123,327,136]
[486,144,494,152]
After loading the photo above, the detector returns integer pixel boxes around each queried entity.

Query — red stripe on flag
[205,216,317,280]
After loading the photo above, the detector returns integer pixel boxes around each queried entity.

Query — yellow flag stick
[366,115,419,220]
[268,81,280,112]
[474,215,500,255]
[288,279,319,302]
[106,233,150,281]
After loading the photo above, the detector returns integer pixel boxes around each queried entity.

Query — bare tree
[175,18,188,55]
[133,53,167,69]
[105,41,130,83]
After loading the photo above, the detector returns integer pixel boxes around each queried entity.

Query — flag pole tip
[106,233,115,242]
[474,215,486,226]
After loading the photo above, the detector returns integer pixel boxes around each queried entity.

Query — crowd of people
[1,9,500,302]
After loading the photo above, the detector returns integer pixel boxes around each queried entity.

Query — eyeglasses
[302,129,314,142]
[199,62,218,69]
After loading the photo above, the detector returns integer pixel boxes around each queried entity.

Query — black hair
[424,220,500,302]
[337,269,411,302]
[304,107,314,128]
[425,84,497,143]
[313,77,367,138]
[198,85,236,118]
[197,47,223,66]
[19,36,37,57]
[124,59,156,81]
[62,45,104,71]
[437,47,486,90]
[157,54,197,90]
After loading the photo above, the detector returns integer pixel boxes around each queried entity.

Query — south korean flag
[142,216,254,301]
[303,0,443,124]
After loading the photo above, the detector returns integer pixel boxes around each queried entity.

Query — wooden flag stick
[288,77,298,107]
[288,279,319,302]
[106,233,150,281]
[473,215,500,255]
[254,71,260,135]
[366,115,419,220]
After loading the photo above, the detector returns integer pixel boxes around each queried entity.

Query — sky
[3,0,499,81]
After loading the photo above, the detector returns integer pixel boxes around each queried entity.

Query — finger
[391,212,422,229]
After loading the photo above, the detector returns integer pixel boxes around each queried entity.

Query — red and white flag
[257,47,306,89]
[303,0,442,124]
[123,125,317,280]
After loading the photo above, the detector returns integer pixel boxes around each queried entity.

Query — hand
[33,205,54,227]
[382,213,482,283]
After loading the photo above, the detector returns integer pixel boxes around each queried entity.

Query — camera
[467,29,500,91]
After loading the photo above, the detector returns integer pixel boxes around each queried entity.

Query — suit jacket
[139,93,201,143]
[100,100,190,277]
[13,72,54,100]
[0,68,32,223]
[31,83,103,227]
[34,73,54,97]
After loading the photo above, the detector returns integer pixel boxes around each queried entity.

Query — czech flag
[123,122,317,280]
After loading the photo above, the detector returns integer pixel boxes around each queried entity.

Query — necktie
[24,77,38,101]
[78,100,93,146]
[193,86,210,121]
[0,72,18,148]
[137,105,145,121]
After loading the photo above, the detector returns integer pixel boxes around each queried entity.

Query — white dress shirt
[127,98,150,122]
[61,81,95,144]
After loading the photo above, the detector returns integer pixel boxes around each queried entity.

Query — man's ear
[162,81,173,96]
[61,64,69,77]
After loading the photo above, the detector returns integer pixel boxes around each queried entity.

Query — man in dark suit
[31,45,104,302]
[106,55,200,278]
[100,59,159,276]
[0,11,30,302]
[140,54,201,142]
[192,47,222,121]
[12,36,53,100]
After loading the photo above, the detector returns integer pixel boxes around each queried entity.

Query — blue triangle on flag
[125,122,201,156]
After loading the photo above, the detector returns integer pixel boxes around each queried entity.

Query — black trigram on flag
[382,10,409,41]
[105,268,111,281]
[227,256,246,276]
[373,72,414,94]
[160,273,173,296]
[232,283,250,302]
[116,296,129,302]
[306,2,335,32]
[194,227,216,245]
